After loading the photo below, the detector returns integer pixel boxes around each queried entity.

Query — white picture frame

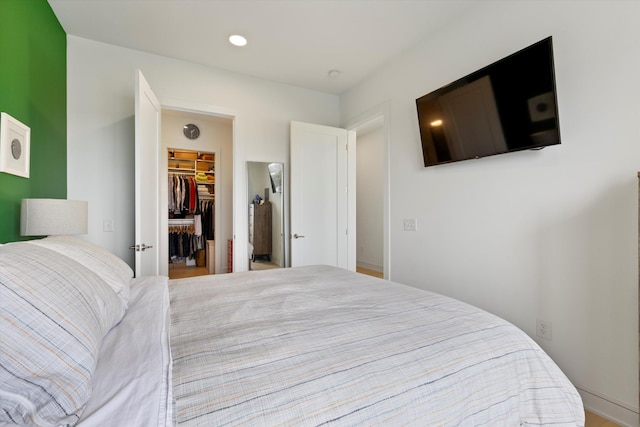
[0,112,30,178]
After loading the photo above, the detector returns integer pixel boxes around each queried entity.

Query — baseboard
[356,261,382,272]
[577,386,639,427]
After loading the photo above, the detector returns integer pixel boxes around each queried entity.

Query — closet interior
[168,148,215,278]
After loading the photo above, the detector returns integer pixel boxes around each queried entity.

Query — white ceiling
[48,0,479,94]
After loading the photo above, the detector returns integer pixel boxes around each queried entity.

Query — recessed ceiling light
[229,34,247,47]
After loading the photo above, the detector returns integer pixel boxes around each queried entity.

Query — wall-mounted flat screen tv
[416,37,560,167]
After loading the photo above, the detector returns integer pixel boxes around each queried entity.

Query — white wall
[67,35,339,271]
[356,127,384,271]
[341,1,640,424]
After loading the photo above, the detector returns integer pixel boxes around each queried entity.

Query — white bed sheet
[77,276,173,427]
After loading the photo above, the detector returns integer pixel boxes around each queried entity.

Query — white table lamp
[20,198,88,236]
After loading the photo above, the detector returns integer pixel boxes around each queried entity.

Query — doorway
[354,116,384,278]
[346,108,389,280]
[167,148,215,279]
[160,109,233,278]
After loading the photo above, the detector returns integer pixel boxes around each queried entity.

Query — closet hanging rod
[168,218,195,225]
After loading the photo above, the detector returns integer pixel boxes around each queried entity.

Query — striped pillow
[26,236,133,312]
[0,243,124,426]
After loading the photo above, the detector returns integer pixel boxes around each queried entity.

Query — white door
[290,121,355,269]
[133,70,161,276]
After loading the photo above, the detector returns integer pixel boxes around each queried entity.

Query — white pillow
[0,243,124,426]
[26,236,133,310]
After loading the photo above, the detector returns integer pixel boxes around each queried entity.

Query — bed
[0,237,584,426]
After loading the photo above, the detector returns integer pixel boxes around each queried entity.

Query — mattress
[0,234,583,426]
[169,265,584,426]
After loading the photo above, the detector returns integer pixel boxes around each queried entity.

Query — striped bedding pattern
[0,243,125,426]
[169,265,584,426]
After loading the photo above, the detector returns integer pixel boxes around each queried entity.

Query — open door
[133,70,161,276]
[290,121,355,270]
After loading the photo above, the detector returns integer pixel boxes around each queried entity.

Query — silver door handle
[293,234,305,239]
[129,243,154,252]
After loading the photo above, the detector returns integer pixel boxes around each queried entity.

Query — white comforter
[169,265,584,426]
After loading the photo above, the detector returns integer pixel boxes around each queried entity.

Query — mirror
[268,162,283,193]
[247,161,285,270]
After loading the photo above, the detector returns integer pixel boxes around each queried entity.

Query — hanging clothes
[200,200,214,241]
[168,223,205,261]
[168,168,212,265]
[169,174,201,216]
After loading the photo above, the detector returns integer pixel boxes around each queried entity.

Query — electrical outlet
[536,318,552,341]
[103,219,115,232]
[403,218,417,231]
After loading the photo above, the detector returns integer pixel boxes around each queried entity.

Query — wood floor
[356,266,383,278]
[168,263,209,279]
[585,411,620,427]
[169,259,282,279]
[353,268,619,427]
[250,259,281,271]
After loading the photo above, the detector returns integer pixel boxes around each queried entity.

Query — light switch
[403,218,417,231]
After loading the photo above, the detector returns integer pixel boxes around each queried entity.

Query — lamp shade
[21,199,88,236]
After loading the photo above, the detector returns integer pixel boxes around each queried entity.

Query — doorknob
[129,243,154,252]
[293,234,305,239]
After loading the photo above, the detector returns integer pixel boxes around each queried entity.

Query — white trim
[577,385,639,427]
[158,97,238,274]
[343,101,391,280]
[161,98,237,120]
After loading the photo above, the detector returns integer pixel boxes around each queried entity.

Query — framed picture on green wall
[0,112,30,178]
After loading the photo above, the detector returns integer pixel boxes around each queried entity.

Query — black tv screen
[416,37,560,167]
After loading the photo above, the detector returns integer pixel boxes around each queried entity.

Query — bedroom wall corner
[0,0,67,243]
[339,1,640,424]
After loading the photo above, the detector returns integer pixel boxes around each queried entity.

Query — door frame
[344,102,391,279]
[158,98,237,276]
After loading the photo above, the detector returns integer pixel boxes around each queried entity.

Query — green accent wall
[0,0,66,242]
